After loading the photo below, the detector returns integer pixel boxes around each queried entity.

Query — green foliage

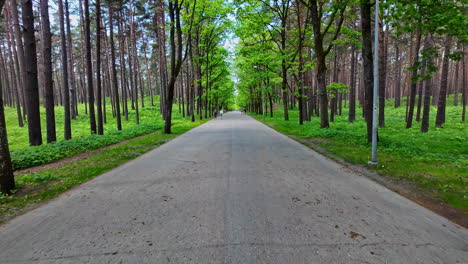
[0,193,14,203]
[4,96,192,171]
[187,0,235,110]
[326,82,350,97]
[16,172,58,185]
[10,124,162,170]
[234,8,283,109]
[390,0,468,38]
[332,25,362,48]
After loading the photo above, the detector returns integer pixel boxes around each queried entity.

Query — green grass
[5,97,192,170]
[0,118,206,223]
[6,97,161,151]
[252,96,467,210]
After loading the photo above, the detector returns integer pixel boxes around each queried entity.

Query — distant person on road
[214,109,218,119]
[220,110,224,119]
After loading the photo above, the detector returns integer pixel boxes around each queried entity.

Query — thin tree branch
[325,5,346,55]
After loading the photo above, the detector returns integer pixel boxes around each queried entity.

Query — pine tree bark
[129,6,140,124]
[296,1,306,125]
[394,41,402,108]
[143,34,154,106]
[7,0,27,117]
[0,98,14,195]
[22,0,43,146]
[360,0,373,142]
[378,18,387,128]
[330,48,339,123]
[406,29,422,128]
[109,5,122,130]
[416,71,424,122]
[462,44,466,122]
[155,0,168,118]
[421,35,434,133]
[84,0,96,133]
[65,0,77,119]
[0,53,15,193]
[120,37,129,121]
[435,35,452,127]
[40,0,56,143]
[95,0,103,134]
[58,0,72,140]
[348,44,356,122]
[454,55,460,106]
[4,14,24,127]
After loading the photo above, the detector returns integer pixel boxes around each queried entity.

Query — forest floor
[5,97,197,171]
[5,97,162,151]
[251,98,467,225]
[0,98,206,224]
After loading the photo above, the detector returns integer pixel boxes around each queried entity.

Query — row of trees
[235,0,467,139]
[0,0,235,193]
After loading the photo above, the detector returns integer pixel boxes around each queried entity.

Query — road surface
[0,111,466,263]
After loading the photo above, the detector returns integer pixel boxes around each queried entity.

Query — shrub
[11,123,163,171]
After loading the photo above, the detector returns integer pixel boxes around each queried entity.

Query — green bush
[11,123,163,171]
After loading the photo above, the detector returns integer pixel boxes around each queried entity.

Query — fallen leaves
[349,231,366,239]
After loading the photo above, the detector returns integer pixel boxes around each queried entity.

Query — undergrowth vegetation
[10,124,162,170]
[5,97,190,170]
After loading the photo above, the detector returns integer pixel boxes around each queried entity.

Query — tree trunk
[96,0,103,134]
[164,0,186,133]
[0,64,15,194]
[281,47,289,120]
[84,0,96,134]
[109,5,122,130]
[406,29,422,128]
[435,35,452,127]
[317,57,329,128]
[349,44,356,122]
[421,35,434,133]
[296,2,306,124]
[58,0,72,140]
[155,0,168,118]
[40,0,56,143]
[118,13,129,121]
[454,57,460,106]
[7,0,27,118]
[65,0,77,119]
[361,0,373,142]
[4,15,24,127]
[22,0,43,146]
[130,3,140,124]
[394,42,402,108]
[330,48,339,123]
[416,62,425,122]
[462,44,466,122]
[378,18,387,128]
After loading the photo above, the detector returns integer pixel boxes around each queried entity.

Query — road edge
[248,114,467,229]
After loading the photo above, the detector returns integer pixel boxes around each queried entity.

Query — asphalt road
[0,111,466,264]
